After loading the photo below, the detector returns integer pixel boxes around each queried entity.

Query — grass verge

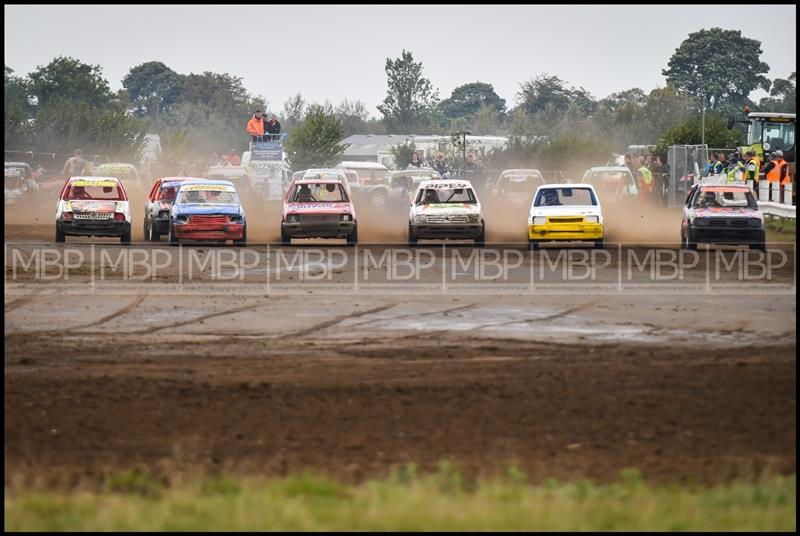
[765,215,796,242]
[4,467,796,531]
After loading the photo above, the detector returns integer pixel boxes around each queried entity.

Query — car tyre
[683,228,698,251]
[120,228,132,245]
[280,226,291,247]
[147,218,160,241]
[55,226,66,243]
[346,225,358,246]
[593,239,604,249]
[475,221,486,248]
[408,224,418,247]
[529,239,540,251]
[751,241,766,253]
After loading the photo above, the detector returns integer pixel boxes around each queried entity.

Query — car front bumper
[691,226,765,244]
[410,223,483,239]
[528,223,604,241]
[57,219,131,237]
[173,222,244,240]
[282,221,355,239]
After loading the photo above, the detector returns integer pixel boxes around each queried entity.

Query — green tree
[336,99,371,136]
[389,141,418,169]
[515,74,595,116]
[282,93,307,133]
[123,61,185,119]
[27,56,114,109]
[656,114,742,155]
[662,28,770,113]
[439,81,505,122]
[284,104,347,171]
[377,50,439,132]
[759,72,796,113]
[598,88,646,113]
[4,67,33,149]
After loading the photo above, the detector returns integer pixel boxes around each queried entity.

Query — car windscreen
[416,187,476,204]
[291,182,349,203]
[693,188,756,209]
[6,166,31,180]
[177,187,238,205]
[95,166,139,183]
[534,187,597,207]
[65,180,125,200]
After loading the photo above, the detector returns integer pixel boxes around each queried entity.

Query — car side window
[685,186,697,208]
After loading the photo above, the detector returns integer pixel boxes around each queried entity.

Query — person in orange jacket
[246,110,265,141]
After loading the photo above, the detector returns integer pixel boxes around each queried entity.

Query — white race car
[408,179,485,246]
[55,176,132,243]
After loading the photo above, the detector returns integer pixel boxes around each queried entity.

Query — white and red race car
[55,176,132,243]
[280,177,357,245]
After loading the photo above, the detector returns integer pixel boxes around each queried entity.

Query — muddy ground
[4,194,797,488]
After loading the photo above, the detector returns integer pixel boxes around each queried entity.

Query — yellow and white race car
[528,183,604,250]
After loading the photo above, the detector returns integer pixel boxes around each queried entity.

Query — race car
[5,162,38,206]
[680,181,765,251]
[528,184,604,250]
[489,169,545,207]
[143,176,205,241]
[387,168,442,208]
[92,163,145,202]
[55,176,132,243]
[408,179,485,246]
[581,166,637,200]
[280,178,357,245]
[204,165,253,197]
[168,180,247,245]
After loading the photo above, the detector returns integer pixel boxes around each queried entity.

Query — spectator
[246,110,266,141]
[407,151,423,169]
[651,155,669,206]
[432,153,448,176]
[264,113,281,138]
[226,149,241,166]
[61,149,87,177]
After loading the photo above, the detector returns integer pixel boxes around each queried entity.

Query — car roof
[293,178,344,185]
[587,166,631,173]
[95,163,136,169]
[338,161,388,170]
[157,176,204,183]
[699,184,750,191]
[303,168,346,175]
[176,179,235,188]
[5,162,31,167]
[536,183,597,191]
[418,179,473,189]
[68,175,121,183]
[389,168,439,174]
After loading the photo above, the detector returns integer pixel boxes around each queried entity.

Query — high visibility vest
[745,158,760,181]
[766,159,788,184]
[726,161,744,182]
[712,160,724,175]
[638,166,653,185]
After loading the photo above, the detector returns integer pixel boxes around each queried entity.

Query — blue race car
[168,180,247,245]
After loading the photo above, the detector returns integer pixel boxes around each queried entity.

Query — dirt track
[4,196,797,488]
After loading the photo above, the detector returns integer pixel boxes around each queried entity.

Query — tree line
[4,27,796,172]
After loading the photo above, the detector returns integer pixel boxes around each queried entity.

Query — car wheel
[371,189,387,208]
[346,225,358,246]
[280,226,290,247]
[683,229,698,251]
[751,241,766,253]
[120,228,132,245]
[55,226,66,243]
[529,240,540,251]
[475,222,486,248]
[169,222,179,246]
[408,224,418,247]
[148,218,160,241]
[234,225,247,246]
[593,239,604,250]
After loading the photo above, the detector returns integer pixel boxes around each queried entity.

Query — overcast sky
[4,4,797,118]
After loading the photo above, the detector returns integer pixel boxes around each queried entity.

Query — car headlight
[748,217,763,227]
[414,214,427,224]
[287,214,299,223]
[229,215,243,223]
[467,213,481,223]
[584,215,599,223]
[694,217,710,226]
[340,213,352,222]
[175,214,189,224]
[531,216,546,225]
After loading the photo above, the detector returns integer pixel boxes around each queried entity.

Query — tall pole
[701,94,706,148]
